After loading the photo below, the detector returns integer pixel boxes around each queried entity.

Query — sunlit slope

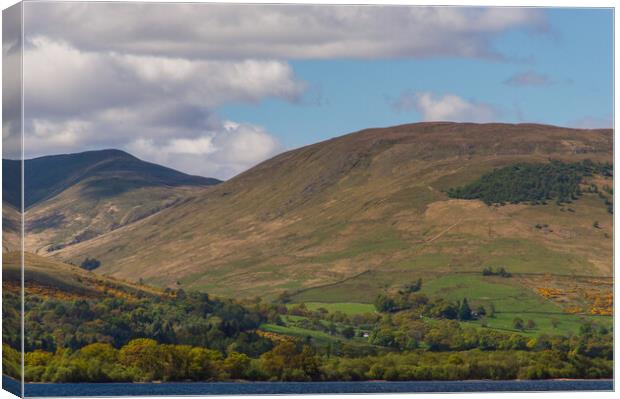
[12,149,220,254]
[51,122,613,299]
[2,201,21,252]
[25,182,208,254]
[2,251,165,299]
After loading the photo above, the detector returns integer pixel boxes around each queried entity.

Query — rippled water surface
[2,376,612,397]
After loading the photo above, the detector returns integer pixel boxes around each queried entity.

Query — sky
[2,3,613,179]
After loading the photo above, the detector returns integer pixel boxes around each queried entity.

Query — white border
[0,1,616,399]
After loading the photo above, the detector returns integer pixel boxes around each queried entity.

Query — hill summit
[3,149,220,209]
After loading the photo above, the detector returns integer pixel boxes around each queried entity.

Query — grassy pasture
[422,274,611,336]
[463,312,612,337]
[291,302,376,315]
[260,323,368,345]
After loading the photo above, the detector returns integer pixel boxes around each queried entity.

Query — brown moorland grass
[36,122,611,309]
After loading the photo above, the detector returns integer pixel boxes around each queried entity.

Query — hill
[2,201,21,252]
[2,149,221,254]
[2,252,274,371]
[3,149,219,209]
[2,251,166,300]
[49,122,612,319]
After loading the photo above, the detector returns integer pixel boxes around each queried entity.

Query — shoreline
[9,377,613,385]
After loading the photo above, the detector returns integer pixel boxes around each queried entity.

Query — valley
[2,122,614,359]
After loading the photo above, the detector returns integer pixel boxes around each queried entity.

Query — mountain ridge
[2,149,222,254]
[2,148,221,210]
[45,122,612,303]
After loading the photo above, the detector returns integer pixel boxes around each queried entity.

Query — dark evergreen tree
[458,298,472,321]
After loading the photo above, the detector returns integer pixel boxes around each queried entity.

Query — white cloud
[403,92,501,123]
[2,5,24,159]
[24,37,304,119]
[24,4,546,60]
[13,3,549,177]
[19,37,298,178]
[126,122,281,179]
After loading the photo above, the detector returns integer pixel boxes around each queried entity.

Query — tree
[188,347,222,380]
[341,326,355,339]
[222,351,251,379]
[403,278,422,293]
[369,328,398,348]
[374,294,397,313]
[119,338,162,380]
[458,298,472,321]
[79,343,118,363]
[482,267,511,277]
[513,317,525,331]
[526,320,537,330]
[259,341,304,380]
[497,267,511,278]
[277,291,292,304]
[176,289,187,300]
[80,257,101,271]
[298,346,321,380]
[25,349,53,367]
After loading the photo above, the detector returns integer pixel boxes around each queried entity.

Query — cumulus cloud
[24,3,546,60]
[24,37,304,120]
[2,4,23,159]
[12,3,548,177]
[126,122,281,178]
[19,37,300,178]
[394,91,501,123]
[504,70,552,87]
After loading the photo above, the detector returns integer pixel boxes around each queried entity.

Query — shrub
[80,257,101,271]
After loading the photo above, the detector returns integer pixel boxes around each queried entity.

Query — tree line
[447,160,613,206]
[3,322,611,383]
[2,274,612,383]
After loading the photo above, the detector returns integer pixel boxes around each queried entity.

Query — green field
[463,312,612,337]
[290,302,376,315]
[287,273,612,339]
[422,274,612,336]
[291,269,418,303]
[422,274,556,311]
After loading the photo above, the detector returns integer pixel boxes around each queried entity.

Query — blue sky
[221,8,613,151]
[11,4,614,178]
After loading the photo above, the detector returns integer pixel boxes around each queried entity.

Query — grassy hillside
[2,201,21,252]
[44,123,611,330]
[2,251,166,300]
[2,236,612,384]
[3,149,222,254]
[24,182,210,255]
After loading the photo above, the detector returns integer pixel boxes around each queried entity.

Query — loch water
[2,376,613,397]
